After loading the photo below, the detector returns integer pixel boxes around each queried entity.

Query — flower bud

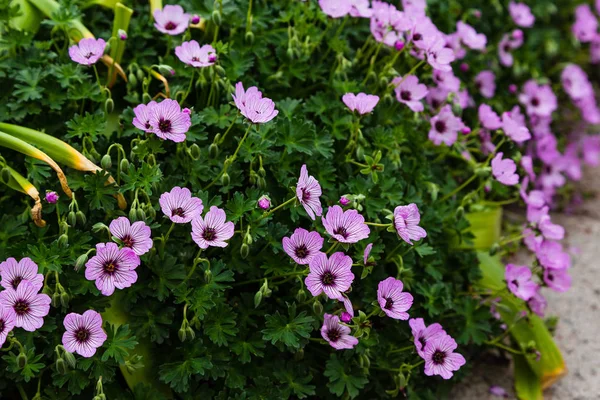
[101,154,112,170]
[296,288,306,303]
[257,177,266,189]
[286,47,294,60]
[128,73,137,87]
[58,234,69,248]
[76,210,87,226]
[189,144,201,160]
[75,253,88,271]
[208,143,219,158]
[339,196,350,206]
[147,206,156,219]
[220,172,230,186]
[104,98,114,114]
[67,211,76,227]
[215,65,226,77]
[294,348,305,361]
[178,327,187,342]
[245,31,254,44]
[254,290,263,308]
[63,350,76,368]
[156,64,175,76]
[508,84,517,94]
[512,29,523,41]
[52,292,61,308]
[257,195,271,210]
[185,326,195,340]
[258,166,266,177]
[394,40,405,51]
[118,29,127,40]
[17,352,27,369]
[204,268,212,283]
[129,207,138,222]
[191,14,201,24]
[378,76,388,88]
[0,168,10,184]
[136,208,146,221]
[60,292,70,308]
[240,243,250,259]
[312,299,323,315]
[460,62,469,72]
[142,92,152,103]
[120,158,130,171]
[45,191,59,204]
[340,312,352,324]
[212,10,222,25]
[136,67,145,82]
[56,357,67,374]
[461,126,471,135]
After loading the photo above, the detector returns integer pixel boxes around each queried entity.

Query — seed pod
[17,352,27,369]
[212,10,222,25]
[67,211,76,227]
[76,211,87,226]
[104,98,114,114]
[56,357,67,374]
[58,234,69,248]
[120,158,130,171]
[220,172,230,186]
[245,31,255,44]
[101,154,112,170]
[254,290,263,308]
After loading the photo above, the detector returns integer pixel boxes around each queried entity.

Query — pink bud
[45,191,59,204]
[258,196,271,210]
[208,54,217,63]
[394,40,405,51]
[191,14,200,24]
[509,84,517,94]
[118,29,127,41]
[461,126,472,135]
[340,312,352,324]
[473,9,481,18]
[460,63,469,72]
[182,108,191,115]
[339,196,350,206]
[512,29,524,41]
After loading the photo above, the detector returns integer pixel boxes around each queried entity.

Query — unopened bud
[104,98,114,114]
[17,352,27,369]
[257,177,266,189]
[215,65,226,76]
[455,206,465,220]
[67,211,76,227]
[204,268,212,283]
[245,31,254,44]
[118,29,127,41]
[185,327,195,340]
[460,62,469,72]
[508,84,517,94]
[63,350,76,368]
[129,207,138,222]
[208,143,219,158]
[178,328,187,342]
[240,243,250,259]
[312,299,323,315]
[142,92,152,103]
[58,234,69,248]
[136,208,146,221]
[339,196,350,206]
[258,166,266,177]
[257,195,271,210]
[76,211,86,226]
[191,14,201,24]
[296,288,306,303]
[294,348,305,361]
[52,292,61,308]
[394,40,405,51]
[45,191,59,204]
[286,47,294,60]
[189,144,201,160]
[60,292,70,308]
[56,357,67,374]
[120,158,130,171]
[461,126,471,135]
[489,242,500,256]
[220,172,230,186]
[156,64,175,76]
[212,10,222,25]
[254,290,263,308]
[75,254,88,271]
[128,73,137,87]
[101,154,112,170]
[341,312,353,324]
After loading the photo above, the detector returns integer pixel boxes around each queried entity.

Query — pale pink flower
[154,5,190,35]
[85,243,140,296]
[305,252,354,300]
[505,264,538,301]
[0,281,51,332]
[296,164,323,220]
[393,203,427,245]
[475,70,496,98]
[68,38,106,65]
[321,313,358,350]
[478,104,502,130]
[159,187,203,223]
[191,206,235,249]
[456,21,487,50]
[429,105,464,146]
[509,2,535,28]
[318,0,352,18]
[492,152,519,186]
[0,257,43,291]
[175,41,217,67]
[377,277,413,320]
[0,306,16,347]
[109,217,153,256]
[342,93,380,115]
[282,228,324,265]
[149,99,191,142]
[322,205,370,244]
[423,333,466,379]
[502,112,531,143]
[62,310,107,358]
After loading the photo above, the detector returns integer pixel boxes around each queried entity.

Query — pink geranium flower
[456,21,487,50]
[424,34,456,71]
[492,152,519,186]
[283,228,324,265]
[429,105,464,146]
[62,310,107,358]
[573,4,598,43]
[538,214,565,240]
[0,306,16,347]
[393,75,428,112]
[363,243,374,265]
[154,5,190,35]
[478,104,502,130]
[370,1,410,47]
[409,318,446,357]
[505,264,538,300]
[377,277,413,320]
[423,333,466,379]
[305,252,354,300]
[433,70,460,93]
[321,313,359,350]
[322,206,370,244]
[0,281,51,332]
[519,80,557,117]
[0,257,43,291]
[191,206,235,249]
[502,112,531,143]
[159,187,204,224]
[175,41,217,67]
[318,0,352,18]
[232,82,278,124]
[68,38,106,65]
[393,203,427,245]
[342,93,380,115]
[544,268,571,292]
[148,99,191,142]
[296,164,323,220]
[475,70,496,98]
[349,0,372,18]
[132,101,158,133]
[85,243,140,296]
[528,289,547,317]
[509,2,535,28]
[536,240,571,270]
[109,217,153,256]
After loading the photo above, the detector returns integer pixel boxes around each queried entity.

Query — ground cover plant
[0,0,598,398]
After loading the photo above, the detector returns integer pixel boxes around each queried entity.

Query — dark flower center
[400,90,412,101]
[327,327,341,342]
[158,118,172,133]
[547,273,554,281]
[145,122,151,130]
[0,321,5,333]
[333,226,349,239]
[295,244,308,259]
[531,97,540,107]
[165,22,177,30]
[172,207,185,217]
[511,279,519,287]
[203,227,217,241]
[11,276,23,290]
[122,235,135,248]
[75,328,90,343]
[301,188,311,202]
[384,297,394,310]
[432,350,446,365]
[321,271,335,286]
[419,336,426,348]
[84,52,95,59]
[191,57,200,62]
[103,262,117,274]
[503,43,511,52]
[435,120,446,133]
[14,300,29,315]
[431,99,440,109]
[413,33,422,41]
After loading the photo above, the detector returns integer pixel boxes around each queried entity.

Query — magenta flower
[62,310,107,358]
[68,38,106,65]
[518,80,557,117]
[582,135,600,166]
[409,318,446,357]
[282,228,324,265]
[85,243,140,296]
[521,155,536,180]
[498,34,517,67]
[257,195,271,210]
[456,21,487,50]
[543,268,571,292]
[509,2,535,28]
[148,99,191,142]
[423,333,466,379]
[0,306,16,347]
[502,112,531,143]
[340,312,353,324]
[159,187,204,223]
[191,206,235,249]
[363,243,373,265]
[175,41,217,68]
[318,0,352,18]
[341,294,354,319]
[523,227,543,253]
[339,196,350,206]
[492,153,519,186]
[424,35,456,71]
[478,104,502,130]
[428,105,464,146]
[536,240,571,270]
[109,217,153,256]
[132,101,157,133]
[45,191,59,204]
[528,289,547,317]
[320,313,358,350]
[0,257,43,291]
[393,204,427,245]
[432,70,460,93]
[342,93,380,115]
[154,5,190,35]
[349,0,372,18]
[232,82,278,124]
[232,82,261,112]
[561,64,593,100]
[505,264,538,301]
[538,214,565,240]
[0,281,50,332]
[322,206,370,244]
[305,252,354,300]
[370,1,409,47]
[377,277,413,320]
[393,75,428,112]
[296,164,323,220]
[475,70,496,98]
[573,4,598,43]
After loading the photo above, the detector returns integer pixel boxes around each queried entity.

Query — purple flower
[321,313,359,350]
[85,243,140,296]
[582,135,600,166]
[521,155,536,180]
[573,4,598,43]
[159,187,203,223]
[0,257,43,291]
[492,152,519,186]
[528,289,547,317]
[69,38,106,66]
[191,14,200,24]
[519,80,557,117]
[340,312,353,324]
[296,164,323,220]
[148,99,191,142]
[393,203,427,245]
[232,82,278,124]
[543,268,571,292]
[175,41,217,68]
[478,104,502,130]
[109,217,153,256]
[0,281,50,332]
[322,206,370,244]
[475,70,496,98]
[409,318,446,357]
[536,241,571,270]
[509,2,535,28]
[62,310,107,358]
[257,195,271,210]
[191,206,235,249]
[591,35,600,63]
[429,105,464,146]
[489,385,509,398]
[45,191,59,204]
[505,264,538,301]
[305,252,354,300]
[561,64,593,101]
[456,21,486,50]
[349,0,372,18]
[342,93,380,115]
[523,227,543,253]
[502,112,531,143]
[498,35,515,67]
[370,1,410,47]
[423,333,466,379]
[538,214,564,240]
[0,306,16,347]
[341,294,354,319]
[282,228,324,265]
[132,101,157,133]
[154,5,190,35]
[339,196,350,206]
[363,243,373,265]
[393,75,428,112]
[424,34,456,71]
[318,0,352,18]
[377,277,413,320]
[432,70,460,93]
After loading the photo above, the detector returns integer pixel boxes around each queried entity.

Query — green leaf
[101,324,138,364]
[225,192,255,222]
[415,243,436,257]
[262,302,315,349]
[50,369,89,395]
[204,303,239,347]
[65,112,106,140]
[324,355,369,399]
[231,336,265,364]
[159,357,213,393]
[2,347,45,382]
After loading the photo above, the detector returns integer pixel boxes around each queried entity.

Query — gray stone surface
[452,170,600,400]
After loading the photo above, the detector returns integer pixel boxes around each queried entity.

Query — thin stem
[92,65,103,95]
[360,42,383,86]
[365,308,379,319]
[326,242,340,254]
[260,196,296,219]
[217,117,238,145]
[389,345,415,354]
[485,341,523,355]
[17,384,28,400]
[233,270,306,287]
[246,0,253,33]
[181,69,196,104]
[365,222,391,227]
[347,159,368,168]
[230,124,253,162]
[440,174,478,202]
[205,124,255,190]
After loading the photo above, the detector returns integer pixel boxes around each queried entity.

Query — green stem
[181,69,196,104]
[365,222,391,227]
[485,340,524,355]
[440,174,478,202]
[365,308,379,319]
[326,242,340,254]
[360,42,383,86]
[245,0,253,33]
[389,345,415,354]
[389,59,426,91]
[217,117,238,145]
[17,384,28,400]
[205,124,254,190]
[260,196,296,219]
[233,270,306,287]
